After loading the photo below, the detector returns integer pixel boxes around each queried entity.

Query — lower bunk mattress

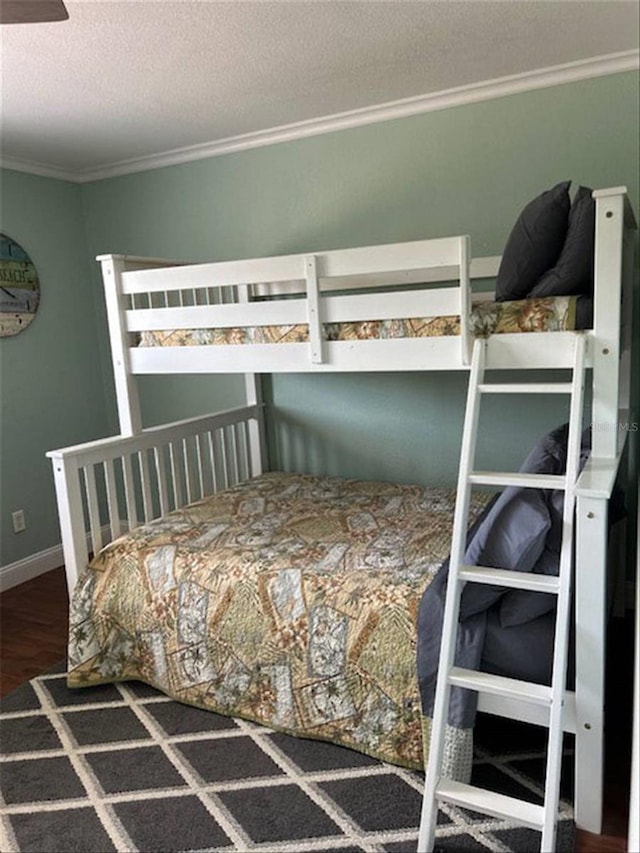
[68,472,491,771]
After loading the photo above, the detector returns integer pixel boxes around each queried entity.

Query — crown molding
[3,49,638,185]
[0,155,79,184]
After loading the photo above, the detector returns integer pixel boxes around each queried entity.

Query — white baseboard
[0,524,118,594]
[0,543,65,593]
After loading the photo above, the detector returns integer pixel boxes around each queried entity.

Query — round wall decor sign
[0,233,41,337]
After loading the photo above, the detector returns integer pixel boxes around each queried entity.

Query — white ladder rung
[448,666,553,706]
[478,383,573,395]
[468,471,566,490]
[436,779,545,830]
[459,565,560,593]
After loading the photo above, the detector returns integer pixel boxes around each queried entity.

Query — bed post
[244,373,266,476]
[573,187,636,834]
[591,188,625,458]
[570,186,619,833]
[574,492,608,834]
[99,254,143,435]
[238,284,266,476]
[459,236,471,365]
[48,453,88,597]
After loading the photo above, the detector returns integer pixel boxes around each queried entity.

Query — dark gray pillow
[495,181,571,302]
[528,186,595,298]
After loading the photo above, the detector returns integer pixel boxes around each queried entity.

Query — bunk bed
[48,186,637,840]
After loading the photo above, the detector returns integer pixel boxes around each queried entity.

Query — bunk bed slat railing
[154,445,170,517]
[195,433,207,498]
[48,406,263,594]
[117,235,468,295]
[121,253,305,294]
[138,450,154,522]
[235,422,249,483]
[168,440,184,509]
[185,436,201,505]
[82,464,103,555]
[123,286,464,332]
[123,454,139,530]
[207,430,220,493]
[104,234,474,386]
[318,236,464,277]
[254,254,499,297]
[224,424,238,487]
[103,458,122,542]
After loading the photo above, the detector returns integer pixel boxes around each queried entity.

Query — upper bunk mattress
[68,471,490,769]
[138,294,582,348]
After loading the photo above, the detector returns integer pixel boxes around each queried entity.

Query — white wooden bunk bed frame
[48,186,637,838]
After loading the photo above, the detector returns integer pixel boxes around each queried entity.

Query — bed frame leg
[244,373,266,476]
[100,255,142,435]
[574,495,606,834]
[49,454,89,600]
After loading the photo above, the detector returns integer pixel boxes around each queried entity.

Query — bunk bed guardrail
[46,405,264,593]
[99,234,475,395]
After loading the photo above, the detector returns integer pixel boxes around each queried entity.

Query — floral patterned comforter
[68,473,490,769]
[138,295,578,347]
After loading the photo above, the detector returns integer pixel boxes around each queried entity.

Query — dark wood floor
[0,567,69,695]
[0,567,631,852]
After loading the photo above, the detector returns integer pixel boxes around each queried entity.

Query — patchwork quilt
[68,473,490,770]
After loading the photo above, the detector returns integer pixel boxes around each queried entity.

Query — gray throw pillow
[495,181,571,302]
[528,186,595,298]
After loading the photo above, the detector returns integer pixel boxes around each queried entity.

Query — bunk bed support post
[572,187,635,835]
[238,284,266,476]
[459,235,471,365]
[574,494,607,834]
[99,255,142,436]
[591,189,624,458]
[305,255,323,364]
[244,373,266,476]
[49,454,88,598]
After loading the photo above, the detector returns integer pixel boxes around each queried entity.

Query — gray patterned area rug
[0,665,575,853]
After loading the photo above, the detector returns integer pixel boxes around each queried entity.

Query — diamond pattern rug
[0,665,575,852]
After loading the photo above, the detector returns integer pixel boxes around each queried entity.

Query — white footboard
[47,405,264,596]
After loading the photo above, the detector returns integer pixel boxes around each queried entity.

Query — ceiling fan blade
[0,1,69,24]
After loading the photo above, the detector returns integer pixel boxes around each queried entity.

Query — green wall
[0,170,109,565]
[81,71,639,486]
[1,70,638,569]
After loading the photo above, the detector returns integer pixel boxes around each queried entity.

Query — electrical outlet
[12,509,26,533]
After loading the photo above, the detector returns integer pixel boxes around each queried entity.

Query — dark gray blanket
[418,423,592,728]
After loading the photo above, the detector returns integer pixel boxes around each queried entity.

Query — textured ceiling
[1,0,638,179]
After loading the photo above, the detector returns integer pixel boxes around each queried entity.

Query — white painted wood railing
[99,236,481,400]
[47,406,263,596]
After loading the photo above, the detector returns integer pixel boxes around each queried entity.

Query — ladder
[418,333,587,853]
